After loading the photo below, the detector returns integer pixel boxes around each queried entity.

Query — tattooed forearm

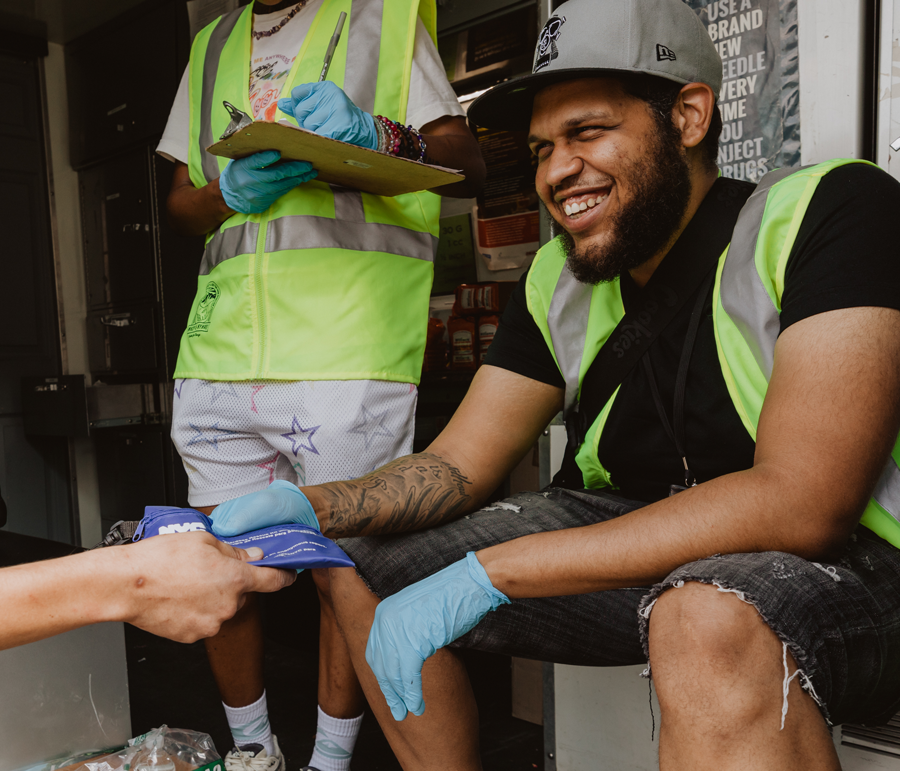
[312,452,477,539]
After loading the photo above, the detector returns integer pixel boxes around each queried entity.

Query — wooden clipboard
[206,120,464,197]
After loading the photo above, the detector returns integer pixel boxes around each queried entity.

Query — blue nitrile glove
[209,480,319,537]
[365,552,510,721]
[277,82,378,149]
[218,150,318,214]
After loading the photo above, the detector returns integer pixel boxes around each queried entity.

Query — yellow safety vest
[176,0,441,384]
[527,160,900,548]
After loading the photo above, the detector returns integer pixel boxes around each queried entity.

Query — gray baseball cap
[468,0,723,131]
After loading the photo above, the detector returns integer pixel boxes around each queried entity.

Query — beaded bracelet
[374,115,387,153]
[376,115,402,156]
[406,125,427,163]
[374,115,427,163]
[373,116,388,154]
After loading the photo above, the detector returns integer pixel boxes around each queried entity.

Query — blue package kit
[133,506,354,570]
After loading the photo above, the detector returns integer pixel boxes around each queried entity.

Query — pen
[318,12,347,82]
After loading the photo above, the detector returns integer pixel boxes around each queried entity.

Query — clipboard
[206,120,465,198]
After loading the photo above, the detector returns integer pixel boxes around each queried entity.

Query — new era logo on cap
[656,44,677,61]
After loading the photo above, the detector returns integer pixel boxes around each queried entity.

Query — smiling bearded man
[204,0,900,769]
[551,79,694,285]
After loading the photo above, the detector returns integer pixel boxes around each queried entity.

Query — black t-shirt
[484,163,900,502]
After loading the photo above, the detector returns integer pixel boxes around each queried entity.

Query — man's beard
[560,116,693,285]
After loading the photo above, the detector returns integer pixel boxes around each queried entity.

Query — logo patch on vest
[534,15,567,72]
[187,281,220,337]
[656,44,677,62]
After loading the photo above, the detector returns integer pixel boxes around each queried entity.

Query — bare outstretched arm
[305,365,564,539]
[310,453,475,538]
[475,306,900,599]
[0,532,296,651]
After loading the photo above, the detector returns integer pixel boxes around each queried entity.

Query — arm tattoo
[316,452,475,539]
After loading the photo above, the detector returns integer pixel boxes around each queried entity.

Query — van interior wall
[44,42,101,546]
[797,0,867,162]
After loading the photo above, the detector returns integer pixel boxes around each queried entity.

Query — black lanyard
[641,269,715,491]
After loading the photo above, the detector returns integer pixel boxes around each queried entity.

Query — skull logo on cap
[534,15,567,72]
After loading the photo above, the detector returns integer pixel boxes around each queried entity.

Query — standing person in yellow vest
[157,0,484,768]
[209,0,900,767]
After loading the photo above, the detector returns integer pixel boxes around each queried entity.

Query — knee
[647,583,823,748]
[648,581,775,682]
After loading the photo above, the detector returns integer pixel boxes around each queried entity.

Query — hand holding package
[210,479,319,537]
[133,490,351,571]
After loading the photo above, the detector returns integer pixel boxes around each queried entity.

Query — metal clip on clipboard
[220,101,254,140]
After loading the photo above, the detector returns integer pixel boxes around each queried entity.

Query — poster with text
[474,127,540,272]
[687,0,800,183]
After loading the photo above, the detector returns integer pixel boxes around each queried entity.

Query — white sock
[223,691,275,755]
[308,706,363,771]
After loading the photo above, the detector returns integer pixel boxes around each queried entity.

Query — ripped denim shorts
[340,486,900,727]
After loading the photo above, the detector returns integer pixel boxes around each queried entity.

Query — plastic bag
[44,726,221,771]
[133,505,354,570]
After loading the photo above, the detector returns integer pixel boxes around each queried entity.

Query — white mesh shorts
[171,379,417,507]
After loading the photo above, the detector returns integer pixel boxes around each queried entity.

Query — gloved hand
[209,480,320,537]
[365,552,510,721]
[218,150,317,214]
[277,82,378,149]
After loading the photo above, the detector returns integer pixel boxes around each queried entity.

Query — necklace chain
[252,2,308,40]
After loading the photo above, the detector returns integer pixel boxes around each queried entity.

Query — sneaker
[224,736,285,771]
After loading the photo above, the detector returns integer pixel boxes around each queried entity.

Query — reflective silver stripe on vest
[200,222,260,275]
[199,213,435,273]
[722,163,900,526]
[332,187,366,223]
[199,203,434,275]
[342,0,382,115]
[718,166,797,379]
[547,266,594,414]
[874,457,900,523]
[266,214,437,260]
[199,8,244,184]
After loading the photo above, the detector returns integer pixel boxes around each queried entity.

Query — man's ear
[672,82,716,150]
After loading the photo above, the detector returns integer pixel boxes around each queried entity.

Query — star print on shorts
[348,405,394,450]
[257,451,280,483]
[250,384,266,414]
[185,422,237,451]
[201,381,239,404]
[281,416,321,456]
